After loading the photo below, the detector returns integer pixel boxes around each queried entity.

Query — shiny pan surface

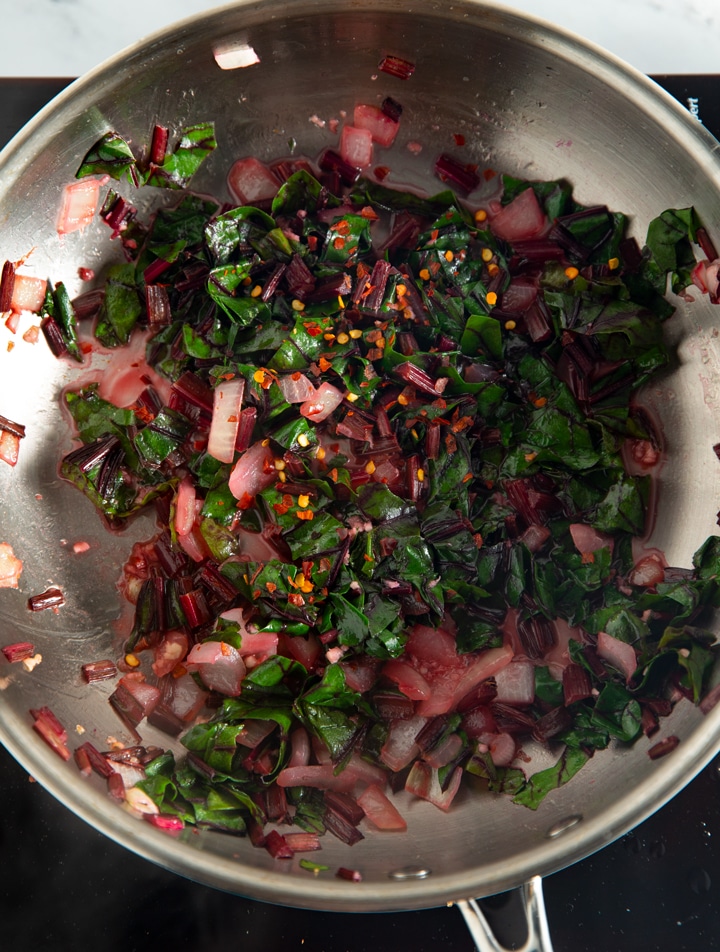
[1,0,720,913]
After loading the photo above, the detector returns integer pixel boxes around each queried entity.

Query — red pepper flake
[453,133,466,146]
[131,404,156,425]
[318,356,332,372]
[333,236,346,250]
[265,582,277,594]
[378,55,415,80]
[304,324,323,338]
[451,415,473,433]
[296,510,314,521]
[483,168,497,181]
[373,165,391,182]
[252,588,262,599]
[236,492,255,510]
[360,205,380,220]
[288,593,306,608]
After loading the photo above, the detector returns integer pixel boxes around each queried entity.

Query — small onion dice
[299,382,344,422]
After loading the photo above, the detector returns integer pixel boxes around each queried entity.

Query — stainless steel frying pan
[2,3,720,949]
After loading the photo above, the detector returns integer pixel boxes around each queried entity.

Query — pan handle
[456,877,554,952]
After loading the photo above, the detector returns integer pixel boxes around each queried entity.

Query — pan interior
[1,0,720,912]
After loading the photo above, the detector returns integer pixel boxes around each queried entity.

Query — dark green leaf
[511,747,590,810]
[76,131,137,182]
[144,122,217,189]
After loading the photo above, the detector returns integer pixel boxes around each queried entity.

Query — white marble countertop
[1,0,720,79]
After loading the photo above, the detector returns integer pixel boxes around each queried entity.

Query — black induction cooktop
[2,76,720,952]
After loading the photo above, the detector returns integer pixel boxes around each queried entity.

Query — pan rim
[2,0,720,912]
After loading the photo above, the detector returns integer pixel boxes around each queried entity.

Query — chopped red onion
[208,376,245,464]
[596,631,637,683]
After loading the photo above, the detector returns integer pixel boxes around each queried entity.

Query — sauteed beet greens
[8,108,720,854]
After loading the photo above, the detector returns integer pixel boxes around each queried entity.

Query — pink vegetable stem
[40,316,69,358]
[27,587,65,612]
[395,361,448,397]
[0,413,26,440]
[145,284,172,326]
[0,260,15,312]
[75,741,115,779]
[2,641,35,663]
[31,708,70,761]
[378,55,415,79]
[264,829,294,859]
[648,735,680,760]
[81,659,118,683]
[150,124,169,166]
[434,153,480,194]
[143,258,172,285]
